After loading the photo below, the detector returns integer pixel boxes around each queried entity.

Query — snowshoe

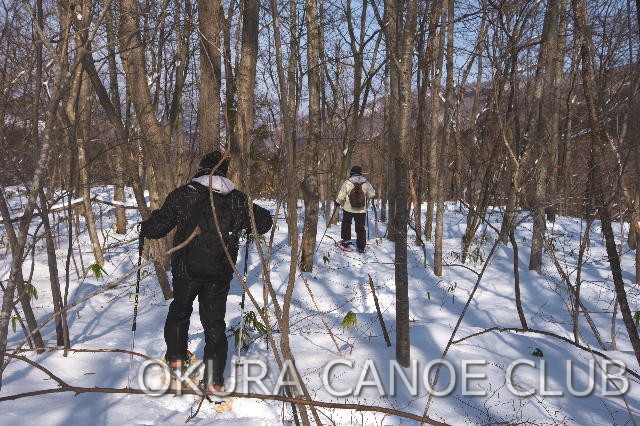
[160,351,200,391]
[337,240,354,252]
[197,380,234,413]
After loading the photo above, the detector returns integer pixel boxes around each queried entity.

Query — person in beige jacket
[335,165,375,253]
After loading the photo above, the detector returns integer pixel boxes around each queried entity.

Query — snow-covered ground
[1,186,639,425]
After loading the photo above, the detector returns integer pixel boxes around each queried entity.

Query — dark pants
[341,210,366,250]
[165,278,229,385]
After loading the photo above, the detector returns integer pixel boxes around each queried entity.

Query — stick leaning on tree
[315,201,340,254]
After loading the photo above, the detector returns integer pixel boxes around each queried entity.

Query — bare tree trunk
[383,0,418,368]
[77,73,105,267]
[636,193,640,285]
[118,0,177,299]
[572,217,593,344]
[234,0,259,186]
[497,31,529,246]
[114,154,127,235]
[572,0,640,366]
[197,0,222,152]
[268,2,318,422]
[0,2,82,381]
[105,5,127,235]
[509,230,528,329]
[545,1,567,224]
[14,260,44,353]
[221,0,238,176]
[300,0,322,272]
[270,0,300,248]
[413,27,427,247]
[0,190,46,357]
[385,52,398,242]
[435,0,451,277]
[409,171,422,246]
[529,0,560,273]
[426,8,445,243]
[39,189,68,346]
[118,0,174,194]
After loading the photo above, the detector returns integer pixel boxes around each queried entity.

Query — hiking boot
[358,248,365,254]
[207,383,224,393]
[339,240,352,247]
[199,379,226,400]
[167,360,189,390]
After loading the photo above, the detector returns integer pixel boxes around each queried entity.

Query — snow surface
[1,186,639,425]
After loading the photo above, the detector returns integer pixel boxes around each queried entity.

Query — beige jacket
[336,176,375,213]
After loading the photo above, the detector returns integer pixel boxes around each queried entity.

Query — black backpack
[348,182,366,208]
[184,190,241,280]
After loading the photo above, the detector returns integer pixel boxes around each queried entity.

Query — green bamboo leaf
[233,329,240,347]
[233,328,249,348]
[26,283,38,300]
[11,316,22,333]
[341,311,358,330]
[86,264,108,279]
[252,314,267,335]
[245,311,267,335]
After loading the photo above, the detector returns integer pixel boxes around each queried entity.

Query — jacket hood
[348,175,368,184]
[192,175,235,195]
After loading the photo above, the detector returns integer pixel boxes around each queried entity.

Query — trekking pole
[236,234,250,362]
[127,234,144,389]
[371,198,379,239]
[315,202,340,254]
[366,199,370,241]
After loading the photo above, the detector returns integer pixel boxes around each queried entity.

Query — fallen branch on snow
[451,327,640,381]
[1,352,447,425]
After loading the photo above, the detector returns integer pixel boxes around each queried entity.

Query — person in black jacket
[140,151,272,391]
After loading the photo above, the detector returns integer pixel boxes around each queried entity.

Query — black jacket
[140,176,272,281]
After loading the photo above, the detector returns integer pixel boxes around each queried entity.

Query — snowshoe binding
[161,351,199,391]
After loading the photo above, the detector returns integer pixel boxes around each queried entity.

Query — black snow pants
[164,278,229,386]
[341,210,366,251]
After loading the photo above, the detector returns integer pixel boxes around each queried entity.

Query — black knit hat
[350,165,362,176]
[199,151,229,176]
